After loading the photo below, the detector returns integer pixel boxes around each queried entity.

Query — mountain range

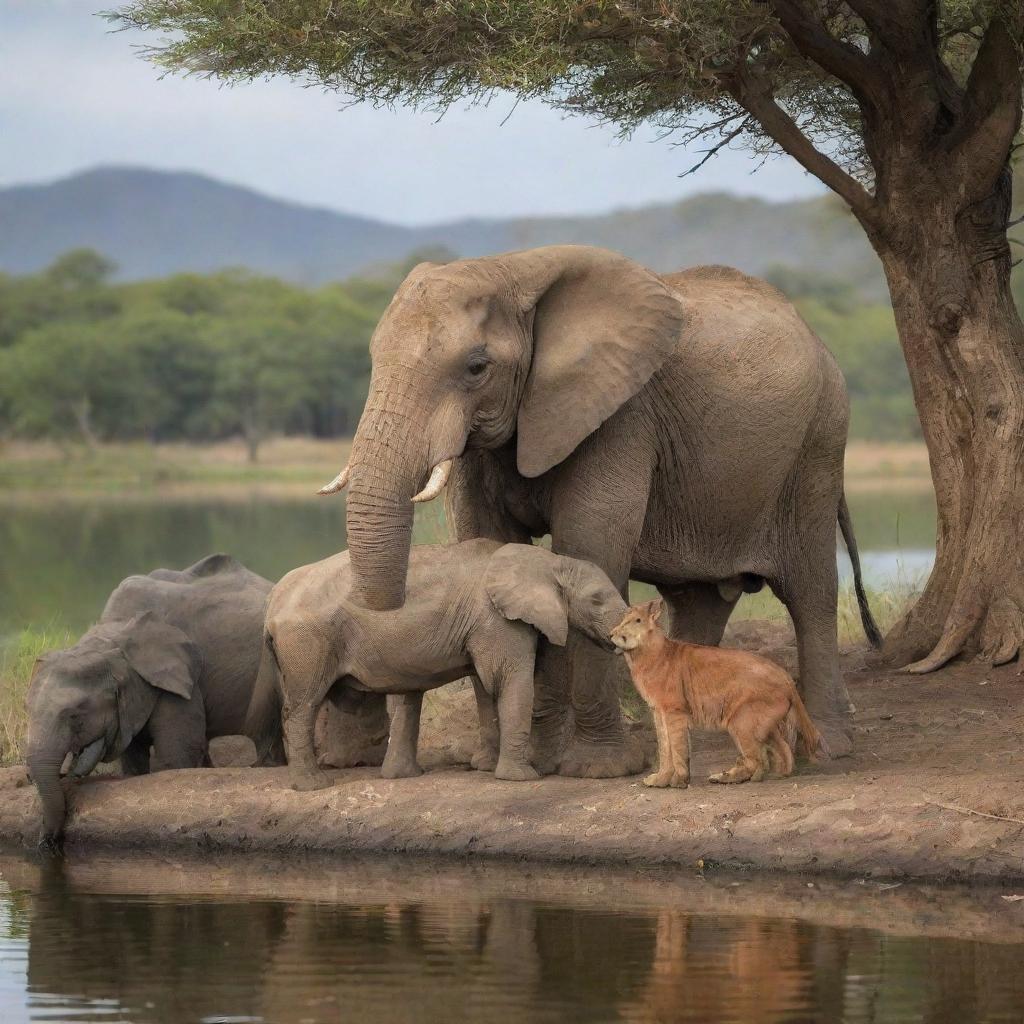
[0,166,886,292]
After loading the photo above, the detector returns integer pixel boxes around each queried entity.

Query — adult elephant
[321,246,880,777]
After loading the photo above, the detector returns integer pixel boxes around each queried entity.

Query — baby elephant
[611,599,827,788]
[248,539,627,788]
[26,554,283,850]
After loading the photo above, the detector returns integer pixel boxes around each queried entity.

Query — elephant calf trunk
[27,748,69,852]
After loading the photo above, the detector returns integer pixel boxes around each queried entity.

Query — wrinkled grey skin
[336,245,879,777]
[26,554,282,851]
[247,540,627,790]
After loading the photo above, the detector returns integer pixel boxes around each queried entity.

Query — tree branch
[952,18,1024,198]
[844,0,931,54]
[767,0,882,105]
[726,73,880,227]
[679,117,752,178]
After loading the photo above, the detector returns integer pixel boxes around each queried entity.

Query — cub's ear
[646,598,665,623]
[120,612,201,699]
[483,544,569,647]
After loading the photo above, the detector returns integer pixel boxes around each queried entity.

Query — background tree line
[3,244,987,455]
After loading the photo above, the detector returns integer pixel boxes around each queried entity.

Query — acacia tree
[115,1,1024,671]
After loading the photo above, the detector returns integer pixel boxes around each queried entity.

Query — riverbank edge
[4,844,1024,947]
[2,759,1023,885]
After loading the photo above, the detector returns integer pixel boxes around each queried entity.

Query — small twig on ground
[923,797,1024,827]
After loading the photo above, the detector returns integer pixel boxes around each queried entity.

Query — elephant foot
[380,758,423,780]
[317,746,387,769]
[291,769,333,792]
[643,771,688,789]
[37,832,64,857]
[558,734,646,779]
[808,711,853,760]
[470,747,498,772]
[495,759,540,782]
[530,705,571,776]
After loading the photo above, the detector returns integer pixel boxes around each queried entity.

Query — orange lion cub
[611,599,827,788]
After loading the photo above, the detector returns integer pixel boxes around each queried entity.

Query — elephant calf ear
[483,544,569,647]
[121,613,201,700]
[515,247,686,479]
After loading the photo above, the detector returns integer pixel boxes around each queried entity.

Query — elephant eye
[464,354,491,380]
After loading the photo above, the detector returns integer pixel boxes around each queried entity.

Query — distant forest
[1,246,976,454]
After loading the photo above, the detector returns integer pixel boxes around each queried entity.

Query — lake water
[1,852,1021,1024]
[0,488,937,645]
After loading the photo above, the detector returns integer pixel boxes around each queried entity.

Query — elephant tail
[245,634,285,765]
[838,493,883,649]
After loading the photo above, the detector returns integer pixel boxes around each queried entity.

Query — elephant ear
[483,544,569,646]
[512,246,686,478]
[119,612,201,700]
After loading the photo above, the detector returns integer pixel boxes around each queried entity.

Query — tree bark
[869,170,1024,670]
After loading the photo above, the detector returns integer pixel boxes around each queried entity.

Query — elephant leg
[770,547,852,758]
[530,641,573,775]
[316,690,389,769]
[277,634,336,790]
[540,507,643,778]
[556,631,646,778]
[120,731,151,777]
[490,668,540,782]
[660,580,738,646]
[470,675,500,772]
[149,691,207,772]
[381,693,424,779]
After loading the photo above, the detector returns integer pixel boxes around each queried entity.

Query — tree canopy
[114,3,1021,220]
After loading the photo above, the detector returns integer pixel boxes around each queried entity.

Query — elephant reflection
[13,865,1024,1024]
[20,862,287,1024]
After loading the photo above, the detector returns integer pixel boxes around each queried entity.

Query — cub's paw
[643,772,673,788]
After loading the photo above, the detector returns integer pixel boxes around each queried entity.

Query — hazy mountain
[0,166,885,293]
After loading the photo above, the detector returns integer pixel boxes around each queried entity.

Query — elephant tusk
[317,464,351,496]
[411,460,453,504]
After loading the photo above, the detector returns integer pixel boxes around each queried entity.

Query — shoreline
[1,756,1022,884]
[2,625,1022,886]
[3,846,1024,945]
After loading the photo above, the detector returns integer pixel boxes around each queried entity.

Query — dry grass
[0,437,352,495]
[0,438,931,495]
[0,627,73,766]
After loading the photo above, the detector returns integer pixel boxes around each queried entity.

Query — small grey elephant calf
[247,539,628,788]
[26,554,283,850]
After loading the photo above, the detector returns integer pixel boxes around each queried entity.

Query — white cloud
[0,1,823,224]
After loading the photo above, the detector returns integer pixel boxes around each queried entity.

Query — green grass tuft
[0,626,73,766]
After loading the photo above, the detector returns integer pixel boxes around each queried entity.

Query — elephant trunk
[27,735,69,849]
[345,401,426,611]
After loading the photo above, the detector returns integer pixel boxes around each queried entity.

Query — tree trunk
[871,173,1024,671]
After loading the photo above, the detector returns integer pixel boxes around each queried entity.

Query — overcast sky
[1,1,823,225]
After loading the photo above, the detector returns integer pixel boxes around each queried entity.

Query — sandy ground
[2,621,1022,882]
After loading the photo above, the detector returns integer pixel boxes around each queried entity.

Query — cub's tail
[787,693,830,762]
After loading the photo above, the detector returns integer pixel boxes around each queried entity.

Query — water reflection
[0,488,935,643]
[2,859,1022,1024]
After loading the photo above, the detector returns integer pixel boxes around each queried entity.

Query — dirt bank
[2,622,1022,882]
